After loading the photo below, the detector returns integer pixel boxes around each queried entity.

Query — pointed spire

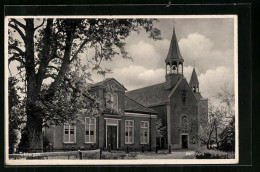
[165,24,184,63]
[189,67,199,88]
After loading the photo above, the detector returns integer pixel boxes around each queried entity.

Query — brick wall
[170,80,199,149]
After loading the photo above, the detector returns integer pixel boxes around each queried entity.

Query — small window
[64,124,76,143]
[105,92,113,109]
[181,115,188,130]
[85,117,96,143]
[113,93,118,112]
[140,121,149,144]
[125,120,134,144]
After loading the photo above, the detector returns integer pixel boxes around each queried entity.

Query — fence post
[126,145,129,154]
[142,145,144,153]
[155,145,158,153]
[168,145,171,154]
[99,149,102,159]
[78,151,83,160]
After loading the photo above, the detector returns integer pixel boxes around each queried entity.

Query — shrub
[101,151,126,159]
[195,147,230,159]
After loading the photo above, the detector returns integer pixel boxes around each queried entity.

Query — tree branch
[8,23,25,41]
[70,39,90,63]
[47,65,60,71]
[8,53,25,65]
[9,45,25,56]
[10,19,25,29]
[34,19,45,31]
[64,76,95,102]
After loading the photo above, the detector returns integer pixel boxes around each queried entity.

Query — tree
[198,83,235,150]
[8,77,25,153]
[8,18,162,151]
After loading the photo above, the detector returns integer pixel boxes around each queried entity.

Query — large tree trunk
[23,19,44,152]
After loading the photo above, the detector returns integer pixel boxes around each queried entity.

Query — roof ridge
[127,82,165,93]
[125,95,157,114]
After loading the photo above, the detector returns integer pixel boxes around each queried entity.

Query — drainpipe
[150,113,152,151]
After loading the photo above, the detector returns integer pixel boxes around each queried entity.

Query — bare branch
[10,19,25,29]
[8,23,25,41]
[34,19,45,31]
[9,45,25,56]
[47,65,60,71]
[43,74,57,80]
[8,53,25,65]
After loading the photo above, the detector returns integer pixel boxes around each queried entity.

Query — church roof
[125,96,158,114]
[126,83,171,107]
[165,27,184,63]
[189,68,199,86]
[90,78,127,90]
[194,92,203,100]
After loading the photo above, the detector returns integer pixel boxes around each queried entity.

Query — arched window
[105,92,113,109]
[180,115,188,130]
[113,93,118,112]
[172,65,177,74]
[178,63,183,74]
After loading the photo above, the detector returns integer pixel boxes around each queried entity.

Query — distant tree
[156,119,166,138]
[8,18,162,151]
[198,83,235,150]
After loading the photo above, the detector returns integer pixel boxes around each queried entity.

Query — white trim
[125,120,134,144]
[140,121,149,144]
[180,133,189,149]
[85,117,96,144]
[125,112,157,118]
[63,124,76,144]
[104,118,121,120]
[105,118,119,149]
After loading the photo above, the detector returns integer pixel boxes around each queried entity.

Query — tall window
[85,117,96,143]
[113,93,118,112]
[105,92,113,109]
[181,115,188,130]
[64,124,76,143]
[141,121,149,144]
[125,120,134,144]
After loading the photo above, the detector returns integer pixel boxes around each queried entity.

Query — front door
[107,126,117,150]
[181,135,188,149]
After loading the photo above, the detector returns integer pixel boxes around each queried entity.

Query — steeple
[165,24,184,89]
[165,26,184,64]
[189,67,199,92]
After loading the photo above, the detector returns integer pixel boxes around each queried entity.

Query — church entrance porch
[181,134,188,149]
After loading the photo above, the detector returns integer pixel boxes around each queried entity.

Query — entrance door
[181,135,188,148]
[107,126,117,150]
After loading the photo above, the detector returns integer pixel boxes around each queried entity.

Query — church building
[44,27,208,151]
[126,27,208,150]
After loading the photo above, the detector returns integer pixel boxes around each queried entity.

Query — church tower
[189,67,199,93]
[165,26,184,89]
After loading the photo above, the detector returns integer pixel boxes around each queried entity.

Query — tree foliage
[8,77,25,153]
[8,18,162,150]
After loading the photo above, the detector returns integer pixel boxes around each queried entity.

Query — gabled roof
[126,83,171,107]
[125,96,158,114]
[189,68,199,86]
[165,27,184,63]
[90,78,127,91]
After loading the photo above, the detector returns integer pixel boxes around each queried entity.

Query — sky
[8,17,236,103]
[85,17,235,102]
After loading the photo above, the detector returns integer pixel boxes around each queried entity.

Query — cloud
[179,33,234,74]
[198,66,234,101]
[106,65,165,90]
